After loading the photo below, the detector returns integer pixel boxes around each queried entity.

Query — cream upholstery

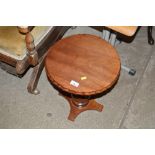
[0,26,53,60]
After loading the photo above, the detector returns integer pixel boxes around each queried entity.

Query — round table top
[45,34,121,96]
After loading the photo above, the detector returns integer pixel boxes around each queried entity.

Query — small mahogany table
[45,34,121,121]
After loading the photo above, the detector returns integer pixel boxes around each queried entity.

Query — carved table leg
[148,26,154,45]
[62,95,104,121]
[27,55,45,95]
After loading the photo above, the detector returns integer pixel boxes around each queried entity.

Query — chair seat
[0,26,53,60]
[106,26,138,36]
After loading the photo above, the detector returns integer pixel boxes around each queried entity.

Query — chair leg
[102,29,106,39]
[148,26,154,45]
[102,30,136,76]
[104,30,111,42]
[109,33,117,46]
[121,65,136,76]
[27,55,45,95]
[102,29,121,46]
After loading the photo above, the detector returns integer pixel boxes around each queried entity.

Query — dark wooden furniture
[0,26,70,94]
[148,26,154,45]
[45,34,121,121]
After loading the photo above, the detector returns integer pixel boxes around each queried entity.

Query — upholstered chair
[0,26,70,94]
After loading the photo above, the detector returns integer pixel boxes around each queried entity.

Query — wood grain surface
[106,26,138,36]
[45,34,121,96]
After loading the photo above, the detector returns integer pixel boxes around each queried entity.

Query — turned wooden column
[16,26,38,74]
[25,31,38,66]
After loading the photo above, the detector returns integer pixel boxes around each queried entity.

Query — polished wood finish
[16,29,38,74]
[25,31,38,66]
[16,27,39,74]
[64,96,103,121]
[46,34,120,121]
[106,26,138,36]
[0,52,17,67]
[16,56,30,74]
[0,61,18,76]
[46,34,121,96]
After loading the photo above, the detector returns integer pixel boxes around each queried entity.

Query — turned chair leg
[148,26,154,45]
[27,55,45,95]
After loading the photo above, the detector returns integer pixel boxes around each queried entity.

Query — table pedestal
[62,95,103,121]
